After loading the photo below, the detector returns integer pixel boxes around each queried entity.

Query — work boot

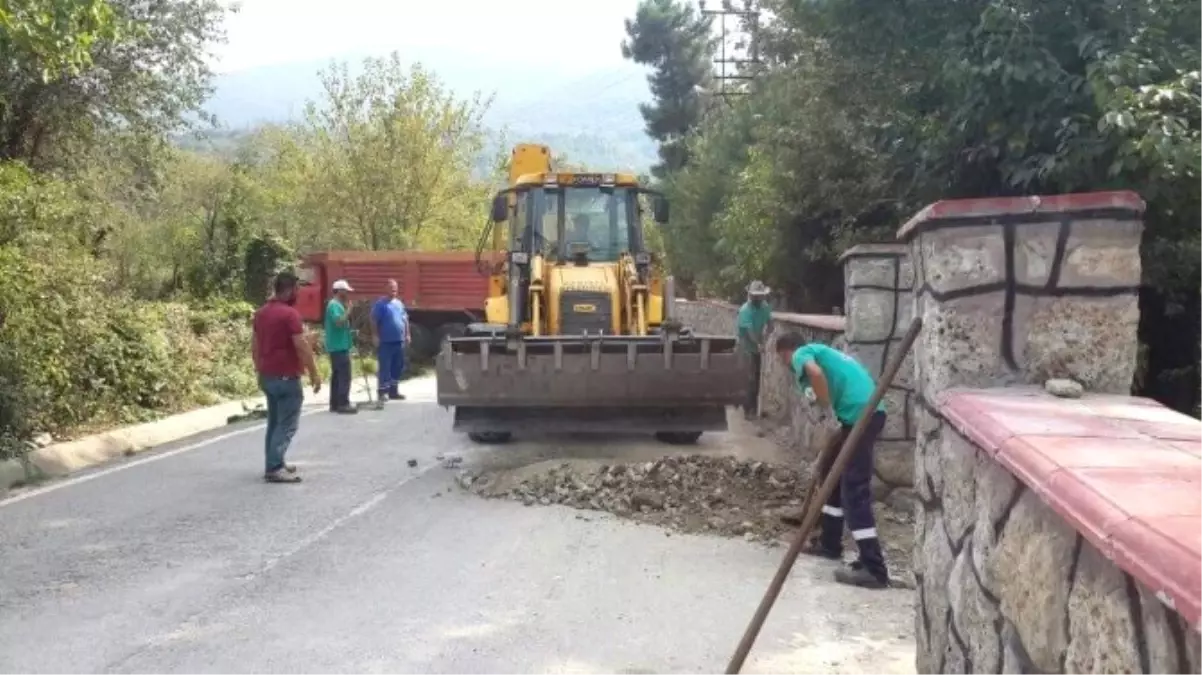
[834,560,889,589]
[836,535,890,588]
[333,405,359,415]
[388,392,406,401]
[801,538,842,561]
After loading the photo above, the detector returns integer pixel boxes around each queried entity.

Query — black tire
[437,322,469,345]
[468,431,513,444]
[655,431,703,445]
[407,322,438,362]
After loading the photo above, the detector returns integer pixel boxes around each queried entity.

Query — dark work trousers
[376,341,405,398]
[745,352,762,415]
[818,410,888,580]
[328,350,352,410]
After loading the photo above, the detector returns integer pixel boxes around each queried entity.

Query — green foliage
[300,52,493,251]
[0,0,225,166]
[0,5,517,459]
[632,0,1199,411]
[0,0,122,81]
[622,0,714,178]
[0,227,257,460]
[243,233,294,304]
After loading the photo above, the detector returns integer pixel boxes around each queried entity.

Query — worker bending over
[774,333,890,589]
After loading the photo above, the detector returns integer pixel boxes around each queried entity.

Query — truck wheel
[438,322,469,344]
[655,431,703,445]
[407,323,438,362]
[468,431,513,444]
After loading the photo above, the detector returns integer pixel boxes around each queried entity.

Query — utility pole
[699,0,761,103]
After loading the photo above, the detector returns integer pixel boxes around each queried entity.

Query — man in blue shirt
[775,332,890,589]
[736,280,773,420]
[370,279,410,406]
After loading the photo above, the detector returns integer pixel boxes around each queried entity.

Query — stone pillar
[899,191,1145,397]
[840,244,915,508]
[898,191,1146,673]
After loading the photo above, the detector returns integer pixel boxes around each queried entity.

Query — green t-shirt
[791,343,884,425]
[324,299,352,353]
[736,301,772,354]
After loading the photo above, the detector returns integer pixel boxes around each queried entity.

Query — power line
[700,1,762,102]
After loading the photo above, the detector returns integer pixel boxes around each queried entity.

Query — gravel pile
[458,453,915,581]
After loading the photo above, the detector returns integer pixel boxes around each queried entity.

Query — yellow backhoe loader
[435,143,748,443]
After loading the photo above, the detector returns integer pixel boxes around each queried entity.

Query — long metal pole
[725,317,923,674]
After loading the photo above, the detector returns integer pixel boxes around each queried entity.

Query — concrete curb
[0,376,382,492]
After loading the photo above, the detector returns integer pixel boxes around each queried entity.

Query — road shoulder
[0,375,380,493]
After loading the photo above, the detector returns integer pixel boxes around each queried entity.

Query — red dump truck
[295,250,496,360]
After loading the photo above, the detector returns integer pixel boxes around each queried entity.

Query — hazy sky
[212,0,645,73]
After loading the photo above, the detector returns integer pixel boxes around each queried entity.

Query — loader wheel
[655,431,703,445]
[468,431,513,444]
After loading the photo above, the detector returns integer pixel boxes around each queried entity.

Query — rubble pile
[458,453,915,580]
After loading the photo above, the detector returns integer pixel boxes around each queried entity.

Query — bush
[0,242,258,459]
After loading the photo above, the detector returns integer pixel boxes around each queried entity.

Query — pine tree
[621,0,714,179]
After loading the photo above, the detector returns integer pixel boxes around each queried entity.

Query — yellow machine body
[436,144,747,440]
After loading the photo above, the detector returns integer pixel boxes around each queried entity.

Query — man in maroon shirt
[252,271,321,483]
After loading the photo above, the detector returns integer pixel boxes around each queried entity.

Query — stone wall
[840,244,916,510]
[901,191,1202,673]
[915,416,1201,674]
[674,299,845,460]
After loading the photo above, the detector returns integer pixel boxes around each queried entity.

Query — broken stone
[455,452,914,580]
[631,491,665,511]
[407,459,418,468]
[1044,378,1084,399]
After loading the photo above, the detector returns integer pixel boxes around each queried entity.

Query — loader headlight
[510,251,529,265]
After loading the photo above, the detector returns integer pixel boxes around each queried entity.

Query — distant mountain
[202,47,658,172]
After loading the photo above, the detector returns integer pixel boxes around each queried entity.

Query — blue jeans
[377,341,405,397]
[260,375,303,474]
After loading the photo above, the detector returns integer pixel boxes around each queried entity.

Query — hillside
[201,49,658,172]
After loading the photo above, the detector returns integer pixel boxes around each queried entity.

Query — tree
[649,0,1199,412]
[621,0,714,179]
[0,0,121,81]
[0,0,227,167]
[302,53,492,252]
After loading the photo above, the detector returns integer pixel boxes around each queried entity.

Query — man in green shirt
[324,279,358,415]
[736,280,773,421]
[775,332,889,589]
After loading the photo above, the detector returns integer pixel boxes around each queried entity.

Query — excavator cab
[436,145,748,444]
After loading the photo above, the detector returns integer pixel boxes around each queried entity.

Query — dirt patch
[457,453,915,583]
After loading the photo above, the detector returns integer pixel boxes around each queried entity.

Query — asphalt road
[0,377,914,674]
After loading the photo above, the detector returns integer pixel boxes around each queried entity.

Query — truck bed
[296,250,498,323]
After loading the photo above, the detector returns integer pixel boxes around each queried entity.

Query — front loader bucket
[435,334,749,435]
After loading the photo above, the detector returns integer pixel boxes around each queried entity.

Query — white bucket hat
[747,280,770,295]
